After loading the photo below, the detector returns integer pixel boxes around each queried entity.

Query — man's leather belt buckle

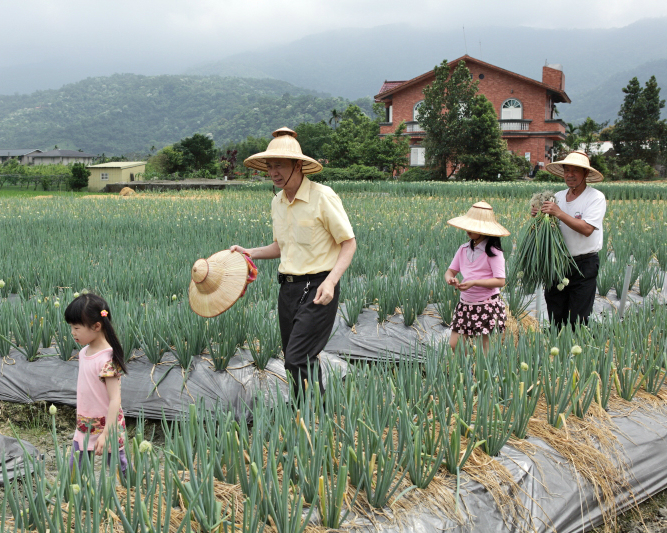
[278,271,329,284]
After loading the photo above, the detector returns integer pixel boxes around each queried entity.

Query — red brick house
[374,55,570,170]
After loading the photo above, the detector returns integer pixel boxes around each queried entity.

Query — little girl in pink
[445,202,509,354]
[64,293,128,473]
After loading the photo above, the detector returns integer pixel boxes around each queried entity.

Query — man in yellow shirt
[230,127,356,400]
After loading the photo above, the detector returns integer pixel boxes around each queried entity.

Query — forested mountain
[559,59,667,124]
[4,18,667,155]
[188,18,667,124]
[0,74,372,155]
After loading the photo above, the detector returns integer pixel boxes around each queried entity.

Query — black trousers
[544,254,599,329]
[278,277,340,400]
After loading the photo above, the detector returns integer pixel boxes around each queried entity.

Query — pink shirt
[449,242,506,303]
[74,346,125,450]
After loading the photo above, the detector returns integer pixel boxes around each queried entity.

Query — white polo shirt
[554,187,606,257]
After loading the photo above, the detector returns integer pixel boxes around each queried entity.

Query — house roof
[88,162,146,169]
[0,149,42,157]
[377,80,407,95]
[374,55,571,104]
[32,149,96,158]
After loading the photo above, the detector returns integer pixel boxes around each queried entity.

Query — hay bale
[119,187,136,197]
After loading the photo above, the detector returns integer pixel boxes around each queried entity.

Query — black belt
[278,271,330,284]
[572,252,598,261]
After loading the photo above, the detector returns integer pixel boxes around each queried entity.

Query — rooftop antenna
[479,40,482,59]
[463,26,468,55]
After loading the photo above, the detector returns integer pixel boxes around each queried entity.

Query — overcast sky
[3,0,667,70]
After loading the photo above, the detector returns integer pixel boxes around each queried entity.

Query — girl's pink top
[73,346,125,451]
[448,242,506,303]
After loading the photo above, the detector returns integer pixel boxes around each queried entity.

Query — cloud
[2,1,666,71]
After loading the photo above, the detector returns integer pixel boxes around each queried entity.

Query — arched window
[413,100,424,121]
[501,99,522,120]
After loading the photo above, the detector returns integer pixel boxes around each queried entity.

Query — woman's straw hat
[447,201,510,237]
[188,250,249,317]
[545,150,604,183]
[244,127,323,174]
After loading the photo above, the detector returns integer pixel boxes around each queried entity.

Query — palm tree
[564,123,580,151]
[328,109,341,130]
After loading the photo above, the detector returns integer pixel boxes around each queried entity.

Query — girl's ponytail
[100,313,127,374]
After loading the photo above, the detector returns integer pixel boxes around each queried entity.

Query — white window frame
[413,100,424,122]
[501,98,523,120]
[100,172,109,181]
[410,147,425,167]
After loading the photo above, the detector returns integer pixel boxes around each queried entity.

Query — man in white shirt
[532,151,607,327]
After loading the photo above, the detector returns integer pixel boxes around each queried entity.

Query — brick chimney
[542,64,565,91]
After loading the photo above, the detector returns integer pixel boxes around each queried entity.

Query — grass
[0,186,91,198]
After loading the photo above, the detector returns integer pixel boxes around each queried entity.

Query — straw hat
[188,250,250,317]
[243,127,323,174]
[545,150,604,183]
[447,201,510,237]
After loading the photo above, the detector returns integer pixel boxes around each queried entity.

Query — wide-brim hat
[188,250,249,317]
[244,127,323,175]
[545,150,604,183]
[447,201,510,237]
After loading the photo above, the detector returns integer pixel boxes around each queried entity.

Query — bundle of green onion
[513,191,578,292]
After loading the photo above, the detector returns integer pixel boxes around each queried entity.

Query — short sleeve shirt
[74,346,126,451]
[554,187,606,256]
[449,242,506,303]
[271,177,355,275]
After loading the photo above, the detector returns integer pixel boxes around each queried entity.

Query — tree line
[4,64,664,187]
[540,75,666,181]
[142,58,667,183]
[144,104,412,181]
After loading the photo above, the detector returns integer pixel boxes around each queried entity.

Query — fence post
[535,284,543,324]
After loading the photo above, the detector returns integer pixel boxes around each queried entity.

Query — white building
[0,149,43,165]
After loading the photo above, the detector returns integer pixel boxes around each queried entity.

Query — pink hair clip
[101,310,109,317]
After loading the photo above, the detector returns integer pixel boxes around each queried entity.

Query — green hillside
[558,59,667,124]
[0,74,373,155]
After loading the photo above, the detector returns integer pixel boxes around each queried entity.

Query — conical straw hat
[188,250,249,317]
[447,201,510,237]
[244,127,323,175]
[545,150,604,183]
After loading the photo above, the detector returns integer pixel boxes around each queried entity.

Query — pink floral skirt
[451,294,506,336]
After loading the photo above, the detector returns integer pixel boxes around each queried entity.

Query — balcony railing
[406,121,424,133]
[498,119,531,131]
